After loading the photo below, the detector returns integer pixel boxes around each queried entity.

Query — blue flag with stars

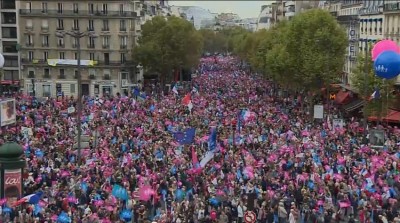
[173,128,196,145]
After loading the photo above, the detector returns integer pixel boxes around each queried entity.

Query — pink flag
[138,185,155,201]
[191,147,199,166]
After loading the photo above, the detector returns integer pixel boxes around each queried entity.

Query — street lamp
[55,30,98,165]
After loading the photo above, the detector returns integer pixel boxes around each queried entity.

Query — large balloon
[0,53,4,68]
[374,51,400,79]
[372,40,400,61]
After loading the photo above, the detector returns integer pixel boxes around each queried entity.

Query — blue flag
[208,127,217,151]
[173,128,196,145]
[133,87,146,99]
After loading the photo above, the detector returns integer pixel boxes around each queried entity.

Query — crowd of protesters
[0,56,399,223]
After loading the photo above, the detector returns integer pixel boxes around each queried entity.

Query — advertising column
[4,169,21,206]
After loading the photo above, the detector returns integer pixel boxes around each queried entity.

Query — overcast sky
[169,1,272,18]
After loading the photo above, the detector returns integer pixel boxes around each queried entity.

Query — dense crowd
[0,57,400,223]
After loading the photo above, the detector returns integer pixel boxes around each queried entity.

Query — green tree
[133,16,203,84]
[283,9,348,90]
[351,52,395,119]
[198,29,228,54]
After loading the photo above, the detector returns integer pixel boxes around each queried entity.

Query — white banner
[332,118,344,128]
[313,105,324,119]
[0,99,16,126]
[47,59,95,67]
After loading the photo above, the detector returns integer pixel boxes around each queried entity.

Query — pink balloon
[372,40,400,61]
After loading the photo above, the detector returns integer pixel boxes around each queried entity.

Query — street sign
[244,211,256,223]
[329,93,336,100]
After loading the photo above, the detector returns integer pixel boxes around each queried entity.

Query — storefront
[25,79,53,97]
[92,81,115,97]
[0,80,20,96]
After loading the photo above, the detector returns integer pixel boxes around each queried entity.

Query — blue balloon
[209,197,220,207]
[374,50,400,79]
[57,212,71,223]
[175,189,184,201]
[120,209,132,222]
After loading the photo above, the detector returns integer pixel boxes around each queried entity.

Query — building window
[41,2,47,13]
[44,68,50,78]
[88,3,94,14]
[4,70,18,80]
[119,4,124,14]
[58,37,64,47]
[42,35,49,47]
[41,19,49,30]
[120,20,126,31]
[73,19,79,30]
[26,84,34,96]
[120,53,126,63]
[1,12,16,24]
[2,41,17,53]
[43,84,51,97]
[26,19,33,29]
[59,69,65,77]
[73,3,78,13]
[102,20,109,31]
[73,37,78,48]
[102,36,110,48]
[3,56,18,67]
[88,19,94,31]
[28,51,34,61]
[43,51,48,61]
[104,53,110,65]
[59,52,65,59]
[102,4,108,14]
[57,19,64,30]
[57,3,63,13]
[25,2,31,11]
[120,36,127,48]
[26,34,33,46]
[74,53,78,60]
[88,37,96,48]
[70,84,76,93]
[89,53,95,60]
[2,0,16,9]
[2,27,17,38]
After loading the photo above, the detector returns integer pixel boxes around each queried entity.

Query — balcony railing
[384,3,400,12]
[87,44,96,49]
[21,58,133,66]
[19,9,138,17]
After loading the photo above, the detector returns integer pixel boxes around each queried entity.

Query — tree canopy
[231,9,348,90]
[133,16,203,82]
[351,51,395,118]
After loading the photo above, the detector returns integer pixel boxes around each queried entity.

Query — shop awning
[335,91,350,104]
[0,80,20,85]
[384,110,400,123]
[368,109,400,123]
[344,99,365,112]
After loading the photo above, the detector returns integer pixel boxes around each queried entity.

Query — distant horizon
[169,1,272,19]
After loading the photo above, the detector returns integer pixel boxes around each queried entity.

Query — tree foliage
[230,9,348,90]
[351,52,395,118]
[133,16,203,82]
[198,29,228,54]
[198,27,250,54]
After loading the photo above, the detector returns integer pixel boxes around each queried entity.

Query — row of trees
[133,11,396,118]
